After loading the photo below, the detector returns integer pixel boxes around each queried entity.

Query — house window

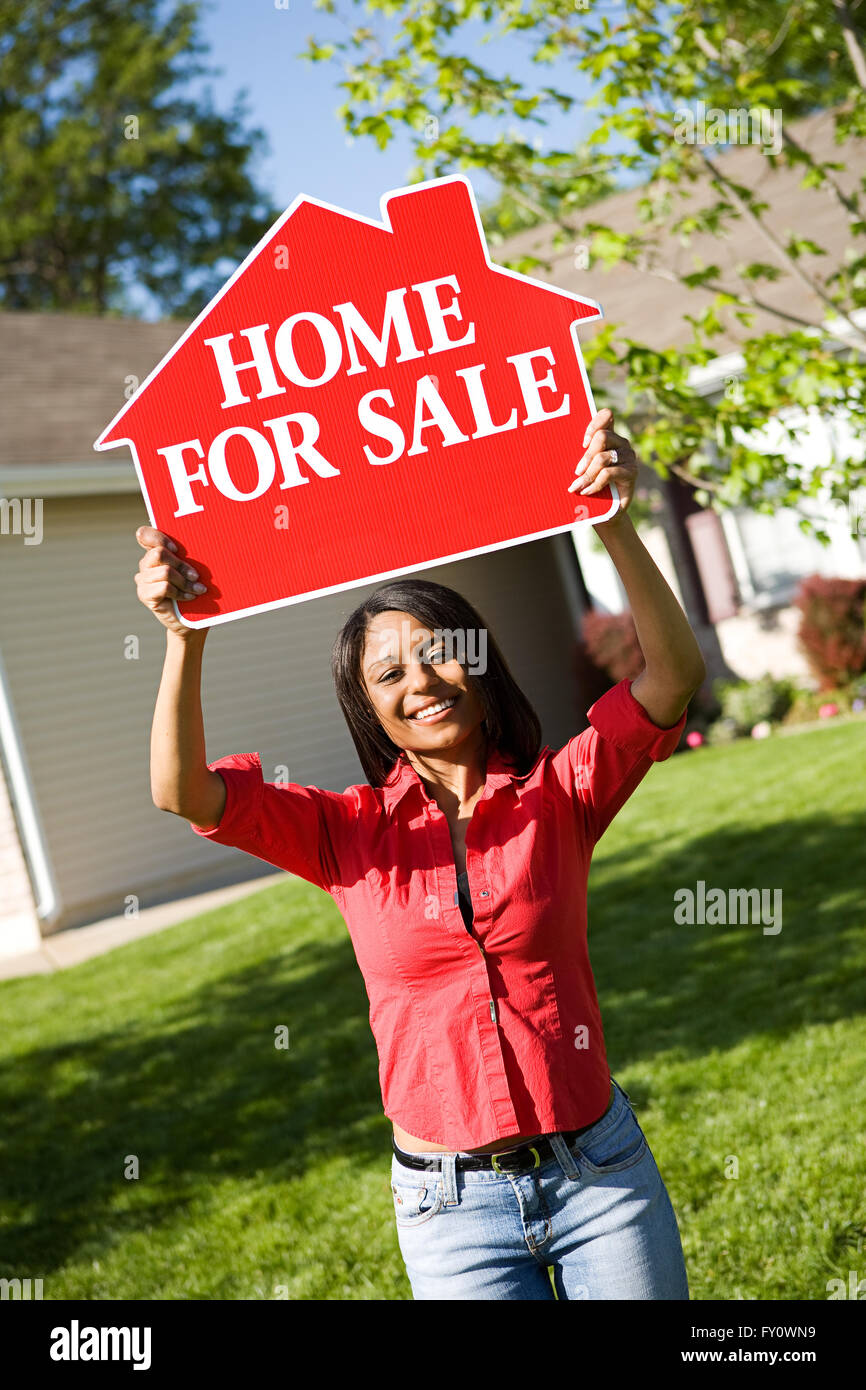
[724,504,856,609]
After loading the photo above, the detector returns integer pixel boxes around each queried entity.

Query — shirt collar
[380,741,550,813]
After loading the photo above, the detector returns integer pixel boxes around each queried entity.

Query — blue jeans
[390,1079,689,1300]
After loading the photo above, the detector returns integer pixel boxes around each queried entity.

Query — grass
[1,719,864,1300]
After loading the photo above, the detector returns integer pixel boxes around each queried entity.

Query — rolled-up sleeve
[563,678,687,843]
[190,752,345,892]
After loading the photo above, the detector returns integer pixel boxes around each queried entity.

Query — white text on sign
[157,274,570,518]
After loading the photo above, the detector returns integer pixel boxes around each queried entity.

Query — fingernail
[193,583,207,594]
[583,428,592,447]
[167,541,178,553]
[574,453,588,475]
[184,567,199,580]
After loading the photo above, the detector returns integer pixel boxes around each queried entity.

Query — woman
[135,407,705,1300]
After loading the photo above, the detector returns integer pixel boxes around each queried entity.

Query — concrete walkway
[0,873,286,981]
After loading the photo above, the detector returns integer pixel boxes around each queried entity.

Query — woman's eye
[379,647,445,680]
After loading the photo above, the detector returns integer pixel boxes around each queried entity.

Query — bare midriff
[392,1122,549,1155]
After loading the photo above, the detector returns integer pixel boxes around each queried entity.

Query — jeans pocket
[573,1096,648,1175]
[390,1166,445,1227]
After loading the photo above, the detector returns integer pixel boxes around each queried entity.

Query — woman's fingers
[139,556,203,594]
[571,463,619,499]
[569,449,617,493]
[138,544,203,590]
[570,430,633,489]
[581,455,635,494]
[135,524,179,553]
[582,407,614,448]
[132,526,208,634]
[135,528,206,594]
[569,418,638,512]
[135,566,198,603]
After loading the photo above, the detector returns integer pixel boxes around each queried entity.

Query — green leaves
[786,236,827,261]
[353,114,393,149]
[300,0,866,521]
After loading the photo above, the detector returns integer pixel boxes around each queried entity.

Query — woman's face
[361,609,487,755]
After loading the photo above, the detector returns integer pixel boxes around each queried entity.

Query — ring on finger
[608,449,618,465]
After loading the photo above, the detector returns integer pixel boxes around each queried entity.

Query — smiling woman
[135,406,704,1300]
[331,579,541,795]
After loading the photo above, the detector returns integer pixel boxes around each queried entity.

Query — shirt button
[480,890,489,897]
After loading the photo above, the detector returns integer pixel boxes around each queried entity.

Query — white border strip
[0,645,60,925]
[154,494,621,629]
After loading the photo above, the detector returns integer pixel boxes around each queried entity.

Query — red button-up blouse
[191,677,686,1149]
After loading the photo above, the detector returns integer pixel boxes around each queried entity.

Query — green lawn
[1,719,864,1300]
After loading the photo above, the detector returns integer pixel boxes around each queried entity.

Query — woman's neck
[405,726,489,811]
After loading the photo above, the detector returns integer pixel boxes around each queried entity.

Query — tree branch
[505,190,846,340]
[629,252,834,337]
[693,24,860,221]
[644,104,866,349]
[691,139,866,347]
[832,0,866,88]
[669,462,727,494]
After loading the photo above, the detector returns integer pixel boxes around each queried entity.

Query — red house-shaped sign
[94,175,614,627]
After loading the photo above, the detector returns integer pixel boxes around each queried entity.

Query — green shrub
[712,674,797,735]
[705,716,739,745]
[781,681,861,725]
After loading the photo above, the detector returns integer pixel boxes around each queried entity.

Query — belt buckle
[491,1144,541,1174]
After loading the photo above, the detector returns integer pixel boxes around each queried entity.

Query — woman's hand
[568,408,639,528]
[134,525,207,637]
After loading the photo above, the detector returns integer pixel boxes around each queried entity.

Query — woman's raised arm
[569,409,707,728]
[595,511,707,726]
[134,525,226,829]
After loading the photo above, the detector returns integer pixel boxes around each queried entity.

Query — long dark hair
[331,577,543,787]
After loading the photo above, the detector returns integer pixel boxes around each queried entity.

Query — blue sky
[196,0,604,219]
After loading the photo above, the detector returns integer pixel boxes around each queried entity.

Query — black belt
[392,1081,616,1175]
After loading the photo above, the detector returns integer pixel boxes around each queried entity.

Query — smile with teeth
[408,697,458,721]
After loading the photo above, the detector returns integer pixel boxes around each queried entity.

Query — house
[493,108,866,681]
[2,116,862,960]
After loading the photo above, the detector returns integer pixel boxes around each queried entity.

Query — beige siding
[0,494,583,934]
